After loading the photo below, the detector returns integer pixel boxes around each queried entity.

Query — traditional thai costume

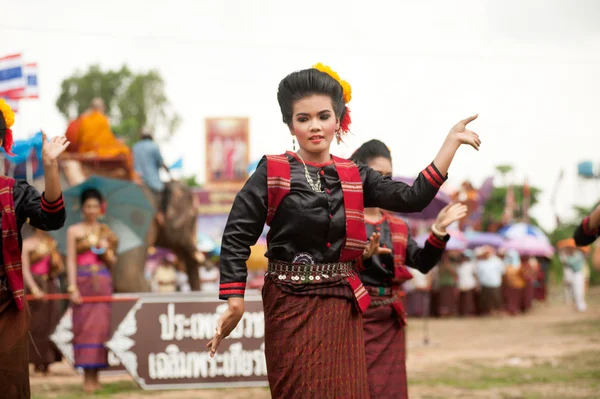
[219,152,446,398]
[360,213,447,398]
[0,177,65,398]
[71,224,117,370]
[26,234,64,370]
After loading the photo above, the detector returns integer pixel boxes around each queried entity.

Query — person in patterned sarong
[21,228,64,374]
[66,188,118,394]
[207,64,482,398]
[0,99,68,399]
[352,139,467,398]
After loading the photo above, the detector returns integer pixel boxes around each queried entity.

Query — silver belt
[370,296,400,308]
[266,260,355,282]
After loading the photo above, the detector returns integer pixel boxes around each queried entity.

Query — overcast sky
[3,0,600,231]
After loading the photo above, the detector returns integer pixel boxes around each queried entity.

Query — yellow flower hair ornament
[0,99,16,156]
[312,63,353,135]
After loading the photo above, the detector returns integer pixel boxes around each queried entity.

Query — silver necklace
[296,151,324,193]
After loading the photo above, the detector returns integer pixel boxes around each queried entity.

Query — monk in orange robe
[78,99,129,155]
[74,98,135,180]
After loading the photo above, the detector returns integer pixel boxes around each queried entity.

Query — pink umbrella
[500,236,555,258]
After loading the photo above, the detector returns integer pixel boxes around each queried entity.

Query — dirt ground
[31,286,600,399]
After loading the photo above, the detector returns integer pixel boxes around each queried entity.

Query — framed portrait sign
[205,117,250,188]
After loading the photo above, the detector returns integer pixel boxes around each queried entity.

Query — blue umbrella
[51,175,155,254]
[1,131,45,179]
[498,223,550,245]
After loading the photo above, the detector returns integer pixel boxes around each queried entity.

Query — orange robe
[77,111,130,157]
[76,111,135,179]
[65,118,82,152]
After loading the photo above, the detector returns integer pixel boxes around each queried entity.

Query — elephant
[57,158,202,293]
[112,181,202,293]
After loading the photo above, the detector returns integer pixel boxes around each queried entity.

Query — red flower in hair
[0,99,16,156]
[3,128,15,156]
[100,201,107,215]
[340,107,352,133]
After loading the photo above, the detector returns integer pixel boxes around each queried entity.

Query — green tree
[549,204,597,245]
[495,164,513,184]
[482,184,542,230]
[182,175,202,188]
[56,65,179,146]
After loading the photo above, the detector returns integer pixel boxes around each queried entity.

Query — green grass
[32,380,146,399]
[554,317,600,336]
[411,350,600,394]
[32,381,271,399]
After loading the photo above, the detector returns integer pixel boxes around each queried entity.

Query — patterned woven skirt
[534,269,546,301]
[262,278,369,398]
[406,290,430,317]
[362,302,408,399]
[72,265,112,369]
[0,289,30,398]
[503,286,523,315]
[522,281,534,311]
[437,286,458,316]
[28,275,63,367]
[459,289,477,316]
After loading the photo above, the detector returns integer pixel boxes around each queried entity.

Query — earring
[292,137,296,151]
[336,131,341,145]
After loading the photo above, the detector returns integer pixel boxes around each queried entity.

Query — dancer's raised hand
[448,114,481,151]
[41,131,70,165]
[434,203,468,234]
[363,232,393,260]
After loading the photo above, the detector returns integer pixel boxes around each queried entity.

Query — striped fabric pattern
[263,154,372,312]
[0,177,25,310]
[262,278,369,398]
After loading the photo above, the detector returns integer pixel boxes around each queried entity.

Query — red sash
[265,153,370,312]
[0,176,25,310]
[384,213,414,324]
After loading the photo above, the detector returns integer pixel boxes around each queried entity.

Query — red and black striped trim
[421,163,446,189]
[219,282,246,297]
[426,232,447,249]
[41,193,65,213]
[582,216,599,236]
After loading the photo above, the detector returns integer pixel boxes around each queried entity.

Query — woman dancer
[208,64,481,397]
[351,139,467,398]
[0,99,68,398]
[22,228,64,374]
[66,188,118,393]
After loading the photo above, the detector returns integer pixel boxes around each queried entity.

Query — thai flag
[0,54,26,99]
[24,63,39,99]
